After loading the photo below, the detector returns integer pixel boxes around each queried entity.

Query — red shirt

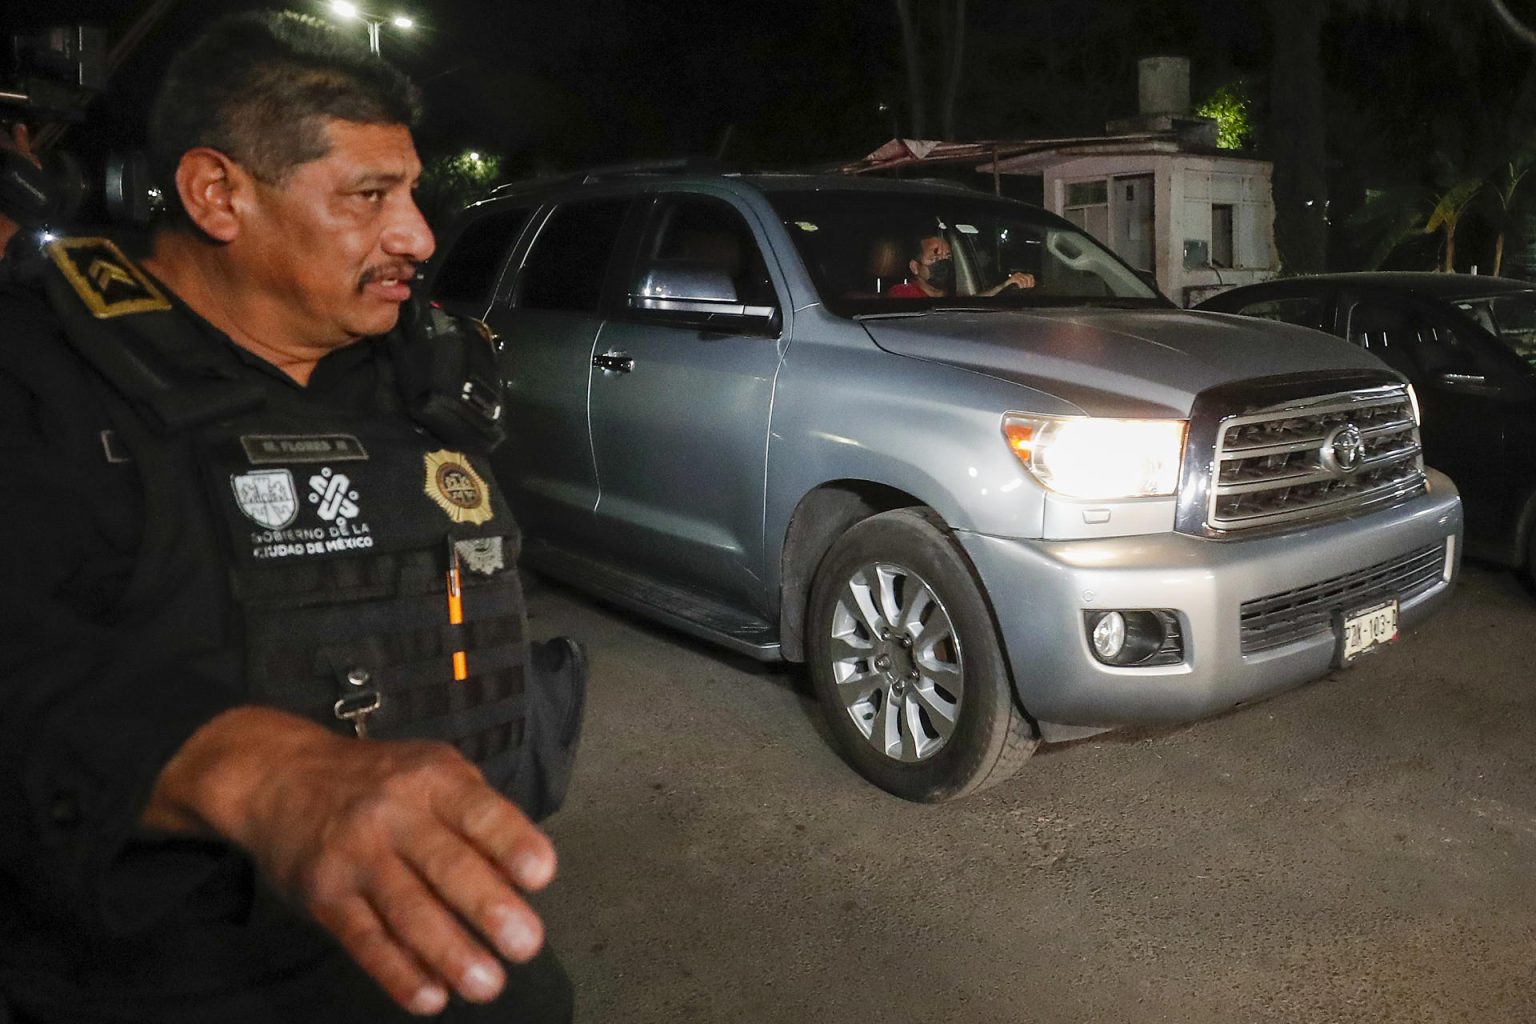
[887,281,927,298]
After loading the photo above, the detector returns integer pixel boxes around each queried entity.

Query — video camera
[1,24,159,234]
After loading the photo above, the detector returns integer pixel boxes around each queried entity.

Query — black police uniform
[0,238,583,1023]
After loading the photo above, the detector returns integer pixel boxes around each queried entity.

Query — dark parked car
[1197,273,1536,585]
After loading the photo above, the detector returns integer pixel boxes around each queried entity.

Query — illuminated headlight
[1002,414,1187,499]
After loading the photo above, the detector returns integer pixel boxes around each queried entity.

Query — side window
[1237,295,1330,333]
[518,199,631,313]
[1346,301,1474,379]
[630,196,777,310]
[430,206,532,308]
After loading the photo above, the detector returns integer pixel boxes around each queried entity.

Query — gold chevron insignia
[89,258,138,291]
[45,237,171,319]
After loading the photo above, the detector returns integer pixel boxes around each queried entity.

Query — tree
[1265,0,1330,274]
[1197,83,1253,151]
[892,0,968,139]
[1265,0,1504,274]
[416,150,503,230]
[1487,148,1536,275]
[1423,180,1482,272]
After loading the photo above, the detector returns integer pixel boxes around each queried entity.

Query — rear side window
[1235,295,1330,333]
[518,199,631,313]
[430,206,532,307]
[1346,301,1476,379]
[633,195,778,309]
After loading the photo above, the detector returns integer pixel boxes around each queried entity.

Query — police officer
[0,12,582,1023]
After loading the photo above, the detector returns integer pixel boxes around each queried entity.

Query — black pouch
[509,639,589,822]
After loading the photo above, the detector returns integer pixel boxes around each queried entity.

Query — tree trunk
[1267,0,1330,274]
[940,0,967,140]
[895,0,927,139]
[1495,231,1506,275]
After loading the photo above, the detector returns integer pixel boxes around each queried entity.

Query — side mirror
[630,260,777,329]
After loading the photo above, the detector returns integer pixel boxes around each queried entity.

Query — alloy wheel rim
[828,561,964,762]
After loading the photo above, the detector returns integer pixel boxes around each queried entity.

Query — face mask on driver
[925,257,955,291]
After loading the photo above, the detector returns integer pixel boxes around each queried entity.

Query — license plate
[1337,598,1399,665]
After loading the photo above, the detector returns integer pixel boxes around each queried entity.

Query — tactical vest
[35,237,542,795]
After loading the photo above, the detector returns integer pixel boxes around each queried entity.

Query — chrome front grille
[1239,542,1447,653]
[1207,389,1424,532]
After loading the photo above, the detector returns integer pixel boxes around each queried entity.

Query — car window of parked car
[1346,300,1477,380]
[629,195,778,311]
[430,205,533,309]
[1457,295,1536,369]
[517,199,632,314]
[765,189,1164,318]
[1233,295,1331,333]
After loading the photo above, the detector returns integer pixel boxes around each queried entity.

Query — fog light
[1083,609,1184,666]
[1092,611,1126,659]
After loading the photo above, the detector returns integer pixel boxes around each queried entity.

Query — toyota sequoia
[425,171,1463,802]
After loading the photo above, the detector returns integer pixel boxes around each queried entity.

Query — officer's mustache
[358,261,418,291]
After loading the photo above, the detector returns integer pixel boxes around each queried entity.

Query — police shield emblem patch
[231,469,300,529]
[423,450,494,525]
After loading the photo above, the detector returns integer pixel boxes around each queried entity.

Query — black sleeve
[0,290,242,933]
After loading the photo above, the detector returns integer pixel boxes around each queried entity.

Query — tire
[805,507,1038,802]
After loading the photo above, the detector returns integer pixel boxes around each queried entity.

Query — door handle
[593,352,634,373]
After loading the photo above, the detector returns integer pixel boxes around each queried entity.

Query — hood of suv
[859,307,1387,418]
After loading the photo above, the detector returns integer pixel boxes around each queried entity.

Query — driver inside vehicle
[887,233,1035,299]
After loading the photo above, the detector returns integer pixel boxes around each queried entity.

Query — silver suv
[426,170,1463,802]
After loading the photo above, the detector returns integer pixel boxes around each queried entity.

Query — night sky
[3,0,1533,260]
[1,1,1271,173]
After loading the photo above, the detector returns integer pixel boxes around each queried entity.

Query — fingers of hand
[408,827,546,964]
[370,860,510,1004]
[314,895,450,1017]
[450,789,558,893]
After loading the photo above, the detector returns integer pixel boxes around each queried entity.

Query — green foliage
[1350,185,1434,270]
[417,150,504,229]
[1196,83,1251,151]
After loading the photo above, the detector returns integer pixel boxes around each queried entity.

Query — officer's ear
[174,147,246,243]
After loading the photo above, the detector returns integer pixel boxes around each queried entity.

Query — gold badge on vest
[423,450,494,525]
[45,237,172,319]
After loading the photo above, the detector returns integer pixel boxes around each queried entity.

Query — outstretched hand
[146,707,555,1016]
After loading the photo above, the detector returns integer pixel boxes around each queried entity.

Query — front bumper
[958,469,1463,736]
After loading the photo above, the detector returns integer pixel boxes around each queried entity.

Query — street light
[327,1,413,56]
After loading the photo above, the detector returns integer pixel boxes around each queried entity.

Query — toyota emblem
[1324,423,1366,475]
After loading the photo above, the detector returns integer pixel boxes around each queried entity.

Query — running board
[522,540,783,662]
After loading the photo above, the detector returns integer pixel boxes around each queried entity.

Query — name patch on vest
[230,464,375,559]
[45,237,171,319]
[241,434,369,465]
[424,450,494,526]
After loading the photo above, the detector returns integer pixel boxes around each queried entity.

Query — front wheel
[805,508,1037,802]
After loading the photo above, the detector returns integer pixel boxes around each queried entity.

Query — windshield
[1454,293,1536,369]
[766,188,1165,317]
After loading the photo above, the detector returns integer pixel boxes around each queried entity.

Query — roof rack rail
[490,156,735,195]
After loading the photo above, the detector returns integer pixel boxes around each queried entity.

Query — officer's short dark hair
[149,10,421,218]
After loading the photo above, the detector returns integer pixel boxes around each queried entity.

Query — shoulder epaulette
[43,236,171,319]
